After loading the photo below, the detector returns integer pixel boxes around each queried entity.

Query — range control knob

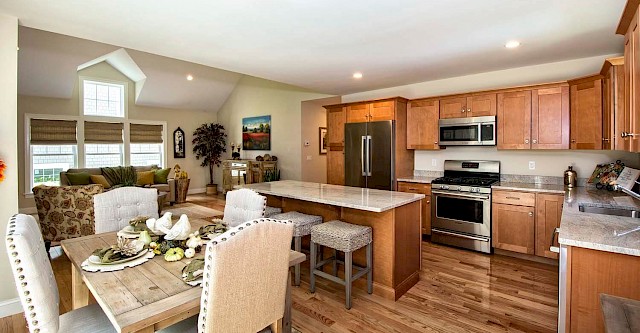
[470,187,477,193]
[443,185,449,190]
[457,186,462,191]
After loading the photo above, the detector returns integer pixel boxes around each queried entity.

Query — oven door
[432,190,491,237]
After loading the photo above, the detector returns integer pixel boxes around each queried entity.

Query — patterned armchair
[33,184,104,248]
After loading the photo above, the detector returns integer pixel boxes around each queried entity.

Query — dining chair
[222,188,267,227]
[6,214,117,333]
[93,187,159,234]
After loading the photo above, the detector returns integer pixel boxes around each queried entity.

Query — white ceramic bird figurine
[146,212,173,235]
[162,214,191,240]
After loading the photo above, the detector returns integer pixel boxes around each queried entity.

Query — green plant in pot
[193,123,227,195]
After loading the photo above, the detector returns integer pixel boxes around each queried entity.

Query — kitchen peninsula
[240,180,424,300]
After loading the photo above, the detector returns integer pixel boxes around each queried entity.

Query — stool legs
[366,243,373,294]
[345,251,353,309]
[293,236,302,286]
[332,248,338,276]
[309,240,316,293]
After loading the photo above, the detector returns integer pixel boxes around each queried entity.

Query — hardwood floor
[1,194,559,333]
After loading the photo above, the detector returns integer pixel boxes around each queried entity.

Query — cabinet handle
[426,200,430,204]
[461,109,465,113]
[571,139,576,143]
[525,139,529,144]
[505,196,520,200]
[434,141,438,145]
[532,139,537,144]
[602,138,610,142]
[467,108,471,113]
[528,212,534,217]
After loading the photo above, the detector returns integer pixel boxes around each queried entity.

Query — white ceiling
[2,0,626,95]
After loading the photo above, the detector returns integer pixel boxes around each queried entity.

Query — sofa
[60,165,176,204]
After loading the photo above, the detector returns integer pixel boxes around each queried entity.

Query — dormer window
[82,79,126,118]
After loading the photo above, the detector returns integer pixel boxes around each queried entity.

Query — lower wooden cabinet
[492,202,536,254]
[535,193,563,259]
[327,150,344,185]
[397,182,431,235]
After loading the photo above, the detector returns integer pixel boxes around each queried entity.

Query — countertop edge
[558,238,640,257]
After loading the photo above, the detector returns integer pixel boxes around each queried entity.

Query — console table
[222,159,278,193]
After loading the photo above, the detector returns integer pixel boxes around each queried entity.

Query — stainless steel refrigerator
[344,121,395,190]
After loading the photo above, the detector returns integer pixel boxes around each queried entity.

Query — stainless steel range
[431,160,500,253]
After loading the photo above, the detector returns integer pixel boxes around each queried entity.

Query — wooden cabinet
[439,96,467,119]
[601,57,625,150]
[406,99,439,150]
[569,75,603,149]
[326,106,346,185]
[497,90,532,149]
[532,86,570,149]
[327,150,344,185]
[492,201,536,255]
[621,8,640,152]
[535,193,563,259]
[439,94,496,119]
[346,103,370,123]
[397,182,431,235]
[346,100,395,123]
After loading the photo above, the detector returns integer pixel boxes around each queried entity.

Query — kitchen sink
[578,204,640,218]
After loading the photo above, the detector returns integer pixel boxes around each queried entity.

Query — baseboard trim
[18,207,36,215]
[0,298,23,317]
[187,188,206,195]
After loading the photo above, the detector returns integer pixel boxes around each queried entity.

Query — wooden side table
[175,178,190,203]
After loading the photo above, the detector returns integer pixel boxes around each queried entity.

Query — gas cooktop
[431,176,499,187]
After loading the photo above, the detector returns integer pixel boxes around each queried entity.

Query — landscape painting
[242,115,271,150]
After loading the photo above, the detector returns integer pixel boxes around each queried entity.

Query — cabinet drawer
[492,190,535,206]
[397,182,431,194]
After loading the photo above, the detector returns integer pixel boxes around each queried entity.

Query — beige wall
[215,75,332,186]
[0,14,19,310]
[341,54,640,177]
[300,97,341,183]
[19,61,216,209]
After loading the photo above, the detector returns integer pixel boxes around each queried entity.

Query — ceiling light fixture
[186,74,194,81]
[505,40,520,49]
[353,72,363,79]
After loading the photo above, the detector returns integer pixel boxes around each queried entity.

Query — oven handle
[432,190,490,200]
[432,229,490,242]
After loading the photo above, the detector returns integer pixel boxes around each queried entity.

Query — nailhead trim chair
[270,211,323,286]
[222,189,267,227]
[93,187,159,234]
[309,220,373,309]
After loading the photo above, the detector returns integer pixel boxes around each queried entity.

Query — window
[85,144,123,168]
[83,80,125,117]
[130,143,163,167]
[31,145,77,187]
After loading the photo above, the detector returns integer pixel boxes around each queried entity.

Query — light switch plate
[529,161,536,170]
[306,155,312,160]
[432,159,437,167]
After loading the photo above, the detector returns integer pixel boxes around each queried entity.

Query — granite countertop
[396,176,438,184]
[491,182,566,194]
[239,180,424,213]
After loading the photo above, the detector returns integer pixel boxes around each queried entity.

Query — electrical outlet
[432,159,437,167]
[306,155,312,161]
[528,161,536,170]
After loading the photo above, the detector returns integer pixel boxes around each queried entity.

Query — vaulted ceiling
[2,0,627,96]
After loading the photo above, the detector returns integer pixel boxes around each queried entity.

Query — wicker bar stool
[264,206,282,218]
[309,220,372,309]
[270,211,323,286]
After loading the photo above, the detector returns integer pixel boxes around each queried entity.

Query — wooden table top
[61,219,305,333]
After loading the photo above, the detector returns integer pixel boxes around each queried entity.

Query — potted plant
[192,123,227,195]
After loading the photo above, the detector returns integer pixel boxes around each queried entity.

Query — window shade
[130,124,163,143]
[84,121,124,143]
[30,119,78,144]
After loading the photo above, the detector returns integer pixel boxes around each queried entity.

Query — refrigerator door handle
[367,135,372,176]
[361,136,366,176]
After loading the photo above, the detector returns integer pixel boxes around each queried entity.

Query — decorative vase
[175,178,190,203]
[206,184,218,195]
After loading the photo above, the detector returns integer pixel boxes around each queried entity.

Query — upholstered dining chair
[222,188,267,227]
[93,187,159,234]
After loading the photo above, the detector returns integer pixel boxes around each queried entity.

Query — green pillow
[153,168,171,184]
[66,172,92,185]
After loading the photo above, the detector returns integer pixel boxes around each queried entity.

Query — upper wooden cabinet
[346,103,371,123]
[569,75,603,149]
[370,100,395,121]
[343,99,400,123]
[326,106,346,147]
[531,86,570,149]
[621,8,640,152]
[407,99,440,150]
[439,94,496,119]
[497,90,532,149]
[601,57,625,151]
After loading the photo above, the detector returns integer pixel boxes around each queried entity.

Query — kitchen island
[240,180,424,300]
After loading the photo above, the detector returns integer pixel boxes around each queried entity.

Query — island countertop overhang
[238,180,425,213]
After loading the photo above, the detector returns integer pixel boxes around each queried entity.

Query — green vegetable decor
[164,248,185,262]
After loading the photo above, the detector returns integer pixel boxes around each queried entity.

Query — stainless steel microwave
[438,116,496,146]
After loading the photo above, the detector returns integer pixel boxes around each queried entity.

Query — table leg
[283,270,293,333]
[71,264,89,309]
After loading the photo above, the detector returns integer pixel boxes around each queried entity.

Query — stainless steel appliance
[344,121,395,191]
[438,116,496,146]
[431,160,500,253]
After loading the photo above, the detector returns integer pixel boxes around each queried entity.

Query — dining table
[61,219,306,333]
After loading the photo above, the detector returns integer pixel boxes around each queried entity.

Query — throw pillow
[90,175,112,189]
[136,170,155,186]
[153,168,171,184]
[66,172,92,185]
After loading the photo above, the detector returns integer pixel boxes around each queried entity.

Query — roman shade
[30,119,77,144]
[84,121,124,143]
[130,124,163,143]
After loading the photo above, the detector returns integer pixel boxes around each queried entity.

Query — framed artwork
[242,115,271,150]
[319,127,327,154]
[173,127,185,158]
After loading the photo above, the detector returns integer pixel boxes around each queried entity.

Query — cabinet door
[531,86,570,149]
[535,193,563,259]
[346,103,370,123]
[326,106,346,146]
[407,99,439,150]
[603,68,613,150]
[439,96,467,119]
[624,34,634,151]
[570,78,603,149]
[467,93,496,117]
[632,18,640,152]
[492,203,535,254]
[610,64,626,151]
[397,182,431,235]
[369,101,395,121]
[327,150,344,185]
[497,90,532,149]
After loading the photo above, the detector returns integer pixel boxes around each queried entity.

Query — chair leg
[345,251,352,309]
[310,241,316,293]
[366,242,373,294]
[270,318,283,333]
[294,236,302,286]
[332,248,338,276]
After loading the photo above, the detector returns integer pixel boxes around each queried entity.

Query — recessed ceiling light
[186,74,194,81]
[353,72,363,79]
[505,40,520,49]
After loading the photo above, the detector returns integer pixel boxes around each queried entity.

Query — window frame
[79,76,128,119]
